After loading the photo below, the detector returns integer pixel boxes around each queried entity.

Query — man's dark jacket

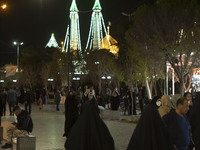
[16,110,33,133]
[163,110,190,149]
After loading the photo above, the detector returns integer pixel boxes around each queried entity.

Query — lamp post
[121,12,134,22]
[13,41,23,71]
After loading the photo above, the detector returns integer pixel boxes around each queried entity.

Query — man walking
[25,88,35,115]
[15,87,21,106]
[163,97,190,150]
[7,87,17,116]
[54,89,61,111]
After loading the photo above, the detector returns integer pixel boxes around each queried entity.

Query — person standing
[184,92,194,150]
[124,94,130,115]
[189,92,200,150]
[18,86,25,104]
[15,87,21,106]
[110,88,120,110]
[54,89,61,111]
[138,86,146,114]
[0,90,3,117]
[82,85,88,103]
[183,92,193,117]
[38,94,42,110]
[75,86,83,113]
[97,94,105,107]
[63,91,78,138]
[163,97,190,150]
[24,88,35,115]
[127,96,170,150]
[171,94,182,111]
[0,89,7,116]
[41,88,47,105]
[127,86,136,115]
[158,95,171,118]
[7,87,17,116]
[65,93,114,150]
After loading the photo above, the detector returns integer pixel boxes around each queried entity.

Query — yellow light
[1,4,7,9]
[61,41,64,45]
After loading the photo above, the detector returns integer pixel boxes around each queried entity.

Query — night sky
[0,0,156,66]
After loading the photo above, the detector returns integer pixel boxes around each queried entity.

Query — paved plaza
[1,104,136,150]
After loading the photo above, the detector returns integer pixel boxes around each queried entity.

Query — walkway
[1,104,136,150]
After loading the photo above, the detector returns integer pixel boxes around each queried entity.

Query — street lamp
[121,12,134,22]
[13,41,23,72]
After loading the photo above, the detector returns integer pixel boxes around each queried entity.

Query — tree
[84,49,116,94]
[127,0,200,95]
[20,51,45,89]
[48,50,69,87]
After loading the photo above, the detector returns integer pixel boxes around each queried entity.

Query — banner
[5,65,17,77]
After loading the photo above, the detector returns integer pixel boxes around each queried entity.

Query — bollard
[17,136,36,150]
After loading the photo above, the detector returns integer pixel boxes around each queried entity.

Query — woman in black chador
[189,92,200,150]
[65,93,115,150]
[110,88,120,110]
[63,91,78,138]
[127,96,170,150]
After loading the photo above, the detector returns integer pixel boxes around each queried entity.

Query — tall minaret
[63,0,81,53]
[85,0,109,50]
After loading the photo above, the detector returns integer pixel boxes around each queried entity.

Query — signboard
[5,65,17,77]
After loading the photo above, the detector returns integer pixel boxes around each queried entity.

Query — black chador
[63,92,78,138]
[127,96,170,150]
[189,92,200,149]
[65,98,115,150]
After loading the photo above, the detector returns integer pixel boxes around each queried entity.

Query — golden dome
[100,27,119,56]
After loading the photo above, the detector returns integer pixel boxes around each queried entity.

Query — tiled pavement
[1,104,136,150]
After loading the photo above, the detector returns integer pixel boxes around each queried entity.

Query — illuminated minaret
[45,33,60,48]
[85,0,109,50]
[63,0,81,53]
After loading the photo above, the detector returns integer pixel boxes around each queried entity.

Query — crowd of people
[0,84,199,150]
[63,85,114,150]
[62,84,200,150]
[127,92,199,150]
[0,87,39,116]
[57,85,147,115]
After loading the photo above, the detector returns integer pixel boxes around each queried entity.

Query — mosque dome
[100,26,119,56]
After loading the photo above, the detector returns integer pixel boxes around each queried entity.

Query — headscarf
[171,94,181,110]
[158,95,171,117]
[150,96,161,108]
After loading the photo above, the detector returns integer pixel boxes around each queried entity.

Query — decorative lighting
[46,33,60,48]
[85,0,110,50]
[107,76,111,79]
[13,80,17,83]
[63,0,82,53]
[1,4,7,9]
[73,77,80,80]
[48,78,54,81]
[101,76,106,79]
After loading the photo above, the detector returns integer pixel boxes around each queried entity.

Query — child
[38,94,42,110]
